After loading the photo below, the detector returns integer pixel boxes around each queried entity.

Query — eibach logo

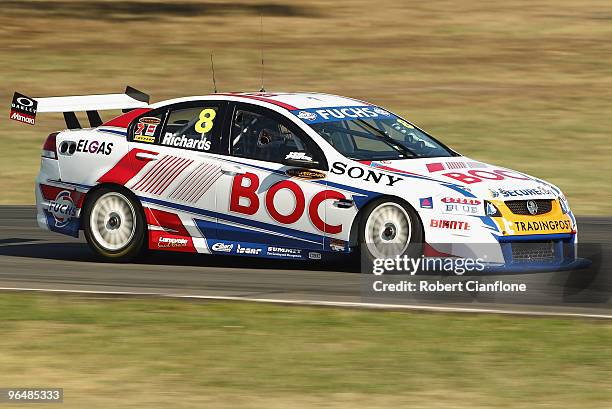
[48,191,77,227]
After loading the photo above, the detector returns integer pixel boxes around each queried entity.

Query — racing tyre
[83,188,146,262]
[359,199,424,264]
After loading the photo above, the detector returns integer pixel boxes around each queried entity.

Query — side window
[159,104,223,153]
[132,112,165,144]
[231,108,316,164]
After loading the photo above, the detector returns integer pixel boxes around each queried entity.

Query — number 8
[195,108,216,134]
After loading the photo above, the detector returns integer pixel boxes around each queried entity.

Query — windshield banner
[290,106,393,124]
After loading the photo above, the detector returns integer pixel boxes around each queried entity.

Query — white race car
[11,88,579,269]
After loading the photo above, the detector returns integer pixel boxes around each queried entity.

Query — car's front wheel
[83,187,146,261]
[359,199,423,262]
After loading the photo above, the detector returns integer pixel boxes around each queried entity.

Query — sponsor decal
[158,237,188,248]
[441,169,531,184]
[47,190,77,228]
[443,203,481,216]
[394,119,414,129]
[308,252,322,260]
[513,219,571,233]
[441,197,481,205]
[285,168,326,180]
[75,139,113,155]
[134,134,155,143]
[430,219,471,230]
[267,246,302,258]
[297,111,317,121]
[489,187,554,198]
[162,133,211,151]
[426,161,486,173]
[419,197,433,209]
[267,246,301,254]
[211,242,233,252]
[330,239,346,252]
[330,162,402,186]
[285,151,313,162]
[9,92,37,125]
[134,117,160,143]
[486,202,501,217]
[440,198,484,215]
[140,117,161,124]
[291,105,392,124]
[230,173,347,234]
[236,244,262,255]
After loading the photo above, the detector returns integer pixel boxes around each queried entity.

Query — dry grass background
[1,0,612,213]
[1,293,612,408]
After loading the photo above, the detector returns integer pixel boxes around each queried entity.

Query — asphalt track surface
[1,206,611,318]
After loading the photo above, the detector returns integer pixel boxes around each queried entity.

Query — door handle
[135,152,159,161]
[221,165,244,176]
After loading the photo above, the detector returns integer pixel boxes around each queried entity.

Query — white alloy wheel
[364,202,412,259]
[89,192,137,251]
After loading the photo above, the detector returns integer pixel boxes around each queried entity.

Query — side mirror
[282,152,319,168]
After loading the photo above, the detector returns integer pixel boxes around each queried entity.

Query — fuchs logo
[48,191,77,227]
[297,111,317,121]
[10,92,38,125]
[441,197,482,205]
[211,242,233,252]
[158,237,188,248]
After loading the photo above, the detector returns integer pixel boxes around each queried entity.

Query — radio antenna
[259,14,265,92]
[210,52,218,93]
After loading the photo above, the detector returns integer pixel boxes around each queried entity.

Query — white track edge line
[1,286,611,319]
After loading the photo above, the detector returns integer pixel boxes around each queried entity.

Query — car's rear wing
[9,86,150,129]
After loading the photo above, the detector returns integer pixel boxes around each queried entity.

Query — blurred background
[2,0,611,213]
[2,3,612,407]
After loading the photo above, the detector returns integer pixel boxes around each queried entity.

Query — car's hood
[363,156,562,200]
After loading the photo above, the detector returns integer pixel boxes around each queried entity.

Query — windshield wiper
[355,120,417,158]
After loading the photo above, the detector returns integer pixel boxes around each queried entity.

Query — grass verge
[1,292,612,408]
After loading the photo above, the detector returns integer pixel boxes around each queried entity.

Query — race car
[11,88,580,269]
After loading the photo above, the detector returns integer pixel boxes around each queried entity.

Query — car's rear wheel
[360,199,423,262]
[83,188,146,261]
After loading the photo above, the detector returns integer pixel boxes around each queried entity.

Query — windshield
[291,106,456,160]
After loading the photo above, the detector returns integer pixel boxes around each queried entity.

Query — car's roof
[149,92,372,111]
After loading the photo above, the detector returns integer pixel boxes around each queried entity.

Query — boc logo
[48,191,77,227]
